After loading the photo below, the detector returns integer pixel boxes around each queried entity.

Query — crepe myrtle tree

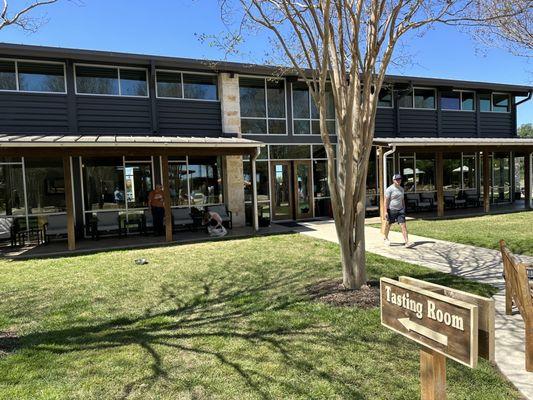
[216,0,521,290]
[0,0,60,32]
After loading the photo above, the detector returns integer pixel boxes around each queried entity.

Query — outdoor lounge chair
[206,205,233,229]
[171,208,194,231]
[0,217,17,246]
[464,189,481,207]
[405,193,420,212]
[43,214,68,243]
[444,191,466,208]
[92,211,122,239]
[419,192,435,209]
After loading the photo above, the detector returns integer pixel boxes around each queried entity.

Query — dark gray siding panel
[375,108,394,137]
[0,93,69,133]
[441,111,476,137]
[479,113,514,137]
[399,109,437,137]
[157,99,222,136]
[76,96,152,134]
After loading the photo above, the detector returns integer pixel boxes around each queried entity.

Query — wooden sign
[398,276,495,362]
[381,277,479,368]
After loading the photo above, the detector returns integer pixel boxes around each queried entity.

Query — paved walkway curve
[296,220,533,399]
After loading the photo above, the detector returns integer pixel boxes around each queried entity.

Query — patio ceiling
[373,137,533,152]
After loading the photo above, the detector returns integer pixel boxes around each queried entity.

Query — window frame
[291,80,336,136]
[398,86,437,110]
[239,75,289,136]
[490,92,511,114]
[440,89,476,112]
[74,63,149,98]
[155,69,219,102]
[0,58,67,95]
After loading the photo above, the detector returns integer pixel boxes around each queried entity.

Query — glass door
[271,161,292,221]
[294,160,313,219]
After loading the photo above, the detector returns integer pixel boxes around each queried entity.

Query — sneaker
[404,241,413,248]
[383,238,391,246]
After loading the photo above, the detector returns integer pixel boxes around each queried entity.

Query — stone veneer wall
[219,73,246,227]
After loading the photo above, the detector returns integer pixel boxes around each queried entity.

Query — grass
[0,235,520,400]
[377,211,533,256]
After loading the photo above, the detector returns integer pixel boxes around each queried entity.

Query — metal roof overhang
[0,134,264,157]
[373,137,533,152]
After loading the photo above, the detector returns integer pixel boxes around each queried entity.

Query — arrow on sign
[398,318,448,346]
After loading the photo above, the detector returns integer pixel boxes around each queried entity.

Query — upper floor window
[377,88,393,108]
[398,88,436,109]
[441,90,475,111]
[156,70,218,100]
[480,93,510,113]
[239,77,286,135]
[0,59,65,93]
[75,65,148,97]
[292,81,335,135]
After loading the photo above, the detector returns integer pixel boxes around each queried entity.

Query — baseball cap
[392,174,402,181]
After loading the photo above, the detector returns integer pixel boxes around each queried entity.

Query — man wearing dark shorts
[383,174,412,248]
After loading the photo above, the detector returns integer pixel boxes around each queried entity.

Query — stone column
[219,72,246,227]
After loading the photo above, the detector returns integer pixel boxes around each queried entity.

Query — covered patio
[0,134,265,253]
[374,137,533,225]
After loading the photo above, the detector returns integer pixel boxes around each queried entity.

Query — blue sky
[2,0,531,125]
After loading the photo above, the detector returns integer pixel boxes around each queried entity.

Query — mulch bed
[0,330,19,357]
[307,279,381,309]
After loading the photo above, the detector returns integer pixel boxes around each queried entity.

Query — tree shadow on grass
[13,270,385,399]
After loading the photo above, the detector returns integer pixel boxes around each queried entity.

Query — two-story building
[0,42,531,251]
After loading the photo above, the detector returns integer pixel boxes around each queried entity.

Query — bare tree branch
[0,0,60,33]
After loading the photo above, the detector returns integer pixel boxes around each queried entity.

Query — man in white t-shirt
[383,174,412,248]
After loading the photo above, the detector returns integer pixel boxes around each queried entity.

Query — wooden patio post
[377,147,386,233]
[436,152,444,217]
[483,149,491,213]
[420,347,447,400]
[160,155,173,242]
[525,153,531,210]
[62,155,76,251]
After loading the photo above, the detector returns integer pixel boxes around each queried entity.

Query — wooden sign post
[381,277,481,400]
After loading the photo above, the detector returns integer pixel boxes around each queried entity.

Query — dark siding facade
[157,99,222,136]
[374,107,395,137]
[479,113,514,138]
[441,111,477,138]
[398,109,438,137]
[76,96,152,134]
[0,92,70,133]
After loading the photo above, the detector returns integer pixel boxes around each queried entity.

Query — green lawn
[0,235,520,399]
[380,211,533,256]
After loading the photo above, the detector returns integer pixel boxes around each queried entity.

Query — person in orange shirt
[148,184,165,236]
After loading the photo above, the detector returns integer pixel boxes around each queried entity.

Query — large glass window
[83,157,125,211]
[292,82,335,135]
[480,94,491,112]
[399,88,436,109]
[168,162,190,206]
[399,154,416,192]
[415,155,436,191]
[0,60,65,93]
[378,87,393,108]
[270,145,310,160]
[480,93,510,112]
[156,71,182,98]
[188,156,223,205]
[492,152,511,202]
[443,154,463,190]
[183,73,218,100]
[17,62,65,93]
[240,77,287,134]
[25,158,66,214]
[0,162,25,217]
[0,60,16,91]
[124,162,152,209]
[462,155,477,189]
[75,65,147,97]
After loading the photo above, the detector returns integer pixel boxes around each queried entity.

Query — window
[188,156,223,205]
[75,65,148,97]
[24,158,66,214]
[292,81,335,135]
[0,60,65,93]
[378,87,393,108]
[492,93,510,113]
[156,71,182,98]
[240,77,287,135]
[270,145,310,159]
[441,91,475,111]
[479,93,510,112]
[124,162,153,209]
[168,162,190,206]
[0,162,25,217]
[183,73,218,100]
[82,157,126,211]
[399,88,436,109]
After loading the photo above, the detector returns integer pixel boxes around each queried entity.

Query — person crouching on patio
[148,184,165,236]
[383,174,412,248]
[203,211,227,237]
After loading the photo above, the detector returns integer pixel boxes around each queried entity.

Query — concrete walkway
[297,220,533,399]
